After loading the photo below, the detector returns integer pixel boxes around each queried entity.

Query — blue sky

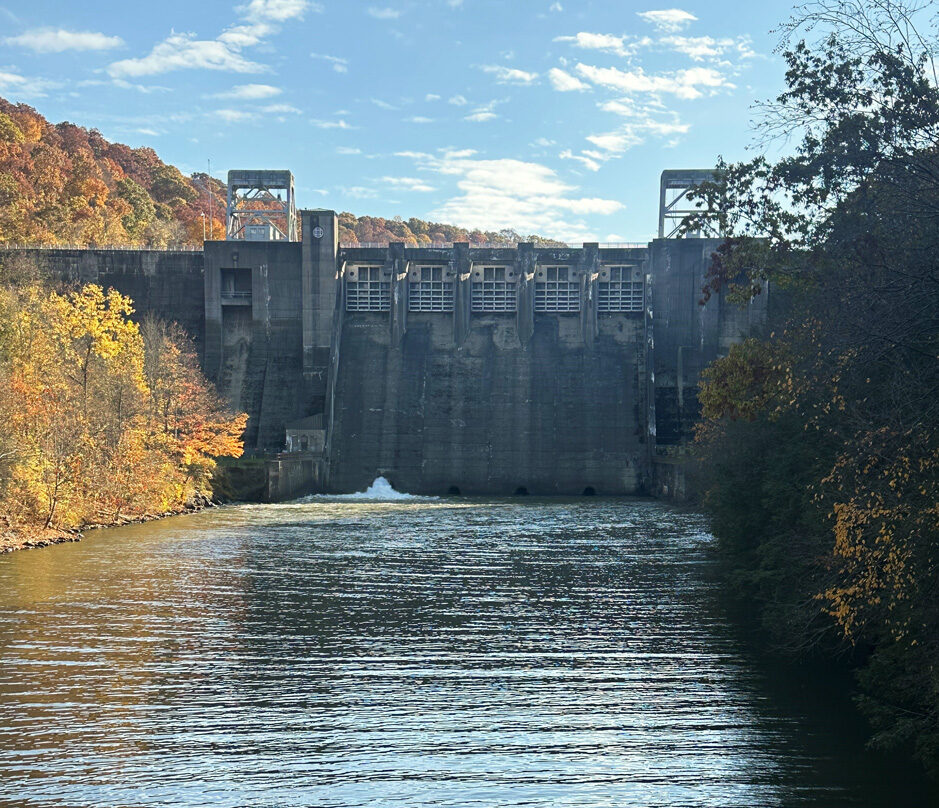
[0,0,796,241]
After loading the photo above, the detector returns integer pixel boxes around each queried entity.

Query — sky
[0,0,799,242]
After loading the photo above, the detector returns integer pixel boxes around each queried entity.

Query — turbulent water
[0,494,934,807]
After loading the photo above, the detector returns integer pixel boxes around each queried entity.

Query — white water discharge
[303,476,435,502]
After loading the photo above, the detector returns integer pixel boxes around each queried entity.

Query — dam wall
[649,238,769,446]
[202,239,309,450]
[0,247,206,353]
[326,243,650,495]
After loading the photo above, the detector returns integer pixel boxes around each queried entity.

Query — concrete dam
[8,169,766,498]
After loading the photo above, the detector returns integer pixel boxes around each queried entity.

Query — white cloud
[382,176,435,192]
[585,114,689,156]
[554,32,631,57]
[425,93,441,101]
[5,28,124,53]
[557,99,690,168]
[660,34,755,61]
[108,29,267,77]
[336,146,362,154]
[217,23,273,48]
[135,128,161,136]
[636,9,697,32]
[215,82,282,99]
[215,108,256,122]
[559,150,600,171]
[371,98,398,109]
[237,0,323,21]
[398,148,622,241]
[585,131,643,153]
[311,118,352,128]
[574,62,732,99]
[108,0,318,79]
[464,100,500,122]
[480,65,538,84]
[448,94,468,106]
[343,186,378,198]
[408,116,434,123]
[550,1,563,10]
[545,11,754,181]
[0,69,59,97]
[311,52,349,73]
[108,78,172,93]
[367,6,402,19]
[548,67,588,92]
[262,103,301,113]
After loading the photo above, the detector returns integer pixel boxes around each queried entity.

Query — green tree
[688,0,939,771]
[116,177,155,240]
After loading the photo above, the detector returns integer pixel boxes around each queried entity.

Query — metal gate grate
[472,266,516,312]
[409,266,454,312]
[535,266,579,312]
[598,266,643,312]
[346,266,391,311]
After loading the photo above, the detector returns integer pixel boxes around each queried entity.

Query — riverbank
[0,496,216,554]
[0,526,82,553]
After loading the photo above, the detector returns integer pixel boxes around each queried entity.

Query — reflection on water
[0,499,934,807]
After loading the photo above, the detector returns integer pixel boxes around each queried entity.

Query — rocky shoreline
[0,496,216,554]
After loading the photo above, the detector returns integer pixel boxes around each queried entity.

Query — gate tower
[226,170,299,242]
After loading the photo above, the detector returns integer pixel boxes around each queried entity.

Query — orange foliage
[0,97,225,247]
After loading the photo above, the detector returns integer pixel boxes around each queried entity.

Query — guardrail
[2,241,648,253]
[339,241,649,250]
[0,243,204,252]
[221,290,252,299]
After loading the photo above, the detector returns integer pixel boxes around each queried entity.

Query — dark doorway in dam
[514,487,529,496]
[583,487,596,496]
[447,486,461,496]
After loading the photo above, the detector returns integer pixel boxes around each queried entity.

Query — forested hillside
[0,98,225,247]
[0,97,558,248]
[335,212,564,247]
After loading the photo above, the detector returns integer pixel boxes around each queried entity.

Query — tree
[0,270,247,534]
[116,177,155,239]
[687,0,939,771]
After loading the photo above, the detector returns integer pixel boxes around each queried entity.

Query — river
[0,493,935,807]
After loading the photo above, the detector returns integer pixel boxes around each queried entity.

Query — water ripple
[0,499,933,807]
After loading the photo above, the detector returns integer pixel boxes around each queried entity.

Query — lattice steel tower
[226,170,298,241]
[658,169,714,239]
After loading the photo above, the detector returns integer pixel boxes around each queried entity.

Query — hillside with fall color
[0,98,226,247]
[0,98,560,249]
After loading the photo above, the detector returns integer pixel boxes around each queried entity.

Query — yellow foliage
[0,281,246,530]
[821,430,939,641]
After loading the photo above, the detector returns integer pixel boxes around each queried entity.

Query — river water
[0,494,934,807]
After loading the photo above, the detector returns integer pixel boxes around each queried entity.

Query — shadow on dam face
[513,487,529,496]
[583,486,597,496]
[447,486,461,496]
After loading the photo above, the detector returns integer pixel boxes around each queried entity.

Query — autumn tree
[688,0,939,770]
[0,270,247,534]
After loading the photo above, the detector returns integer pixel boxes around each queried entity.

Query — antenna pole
[208,159,214,240]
